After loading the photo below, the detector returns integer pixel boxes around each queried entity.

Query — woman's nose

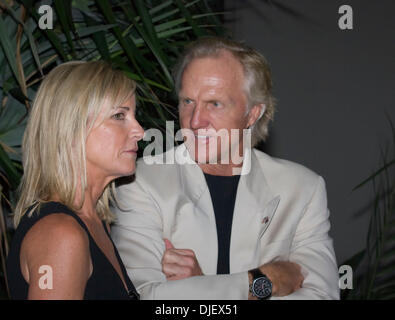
[130,119,145,141]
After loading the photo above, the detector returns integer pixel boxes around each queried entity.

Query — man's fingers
[164,238,174,250]
[171,249,196,256]
[162,262,180,277]
[163,239,196,257]
[162,262,191,280]
[163,250,197,266]
[162,242,203,280]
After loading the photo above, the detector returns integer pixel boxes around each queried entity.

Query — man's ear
[247,104,266,128]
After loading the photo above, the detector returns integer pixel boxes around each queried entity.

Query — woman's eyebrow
[115,106,130,111]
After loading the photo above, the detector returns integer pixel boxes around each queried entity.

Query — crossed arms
[111,175,339,300]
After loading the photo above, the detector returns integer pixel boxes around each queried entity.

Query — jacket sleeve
[111,178,249,300]
[271,176,340,300]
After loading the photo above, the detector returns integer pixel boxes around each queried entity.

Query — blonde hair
[173,37,276,147]
[14,61,136,227]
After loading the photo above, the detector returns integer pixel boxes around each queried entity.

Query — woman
[6,61,144,299]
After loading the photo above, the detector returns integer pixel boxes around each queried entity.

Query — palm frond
[0,0,225,299]
[341,115,395,299]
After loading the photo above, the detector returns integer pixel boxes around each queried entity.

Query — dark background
[224,0,395,264]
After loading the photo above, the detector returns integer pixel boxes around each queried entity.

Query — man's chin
[192,153,230,165]
[184,143,231,165]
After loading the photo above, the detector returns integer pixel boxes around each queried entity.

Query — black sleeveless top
[6,201,139,300]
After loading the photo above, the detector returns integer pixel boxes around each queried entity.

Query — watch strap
[250,268,265,280]
[249,268,272,299]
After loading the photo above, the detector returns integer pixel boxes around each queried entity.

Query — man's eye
[112,112,125,120]
[211,101,220,107]
[184,99,192,105]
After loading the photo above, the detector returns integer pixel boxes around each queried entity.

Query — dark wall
[225,0,395,263]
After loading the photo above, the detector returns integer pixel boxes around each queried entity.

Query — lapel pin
[262,216,269,224]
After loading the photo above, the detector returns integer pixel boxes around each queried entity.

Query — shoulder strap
[34,201,90,234]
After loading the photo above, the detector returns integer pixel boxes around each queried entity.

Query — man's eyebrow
[178,93,191,100]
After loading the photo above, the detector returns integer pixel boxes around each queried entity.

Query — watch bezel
[250,270,273,300]
[252,276,272,299]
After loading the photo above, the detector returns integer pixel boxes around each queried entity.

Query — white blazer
[111,144,340,299]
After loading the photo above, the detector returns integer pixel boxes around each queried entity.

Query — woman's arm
[20,213,92,300]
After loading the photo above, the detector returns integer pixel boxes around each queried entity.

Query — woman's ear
[247,104,266,128]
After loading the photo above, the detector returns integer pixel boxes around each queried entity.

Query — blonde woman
[6,61,144,299]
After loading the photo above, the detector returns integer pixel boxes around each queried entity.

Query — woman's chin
[112,166,137,179]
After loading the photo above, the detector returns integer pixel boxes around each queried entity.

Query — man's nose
[190,104,209,129]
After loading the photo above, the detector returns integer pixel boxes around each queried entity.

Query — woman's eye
[112,112,125,120]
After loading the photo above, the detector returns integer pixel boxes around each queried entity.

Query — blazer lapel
[173,145,281,274]
[230,148,281,272]
[174,144,219,275]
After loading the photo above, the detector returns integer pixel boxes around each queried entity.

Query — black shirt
[6,201,139,300]
[204,173,241,274]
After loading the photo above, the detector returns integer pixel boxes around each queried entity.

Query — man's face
[179,51,258,165]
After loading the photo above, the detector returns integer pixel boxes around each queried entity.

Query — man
[111,37,339,300]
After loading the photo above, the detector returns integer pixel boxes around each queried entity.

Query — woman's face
[85,94,144,183]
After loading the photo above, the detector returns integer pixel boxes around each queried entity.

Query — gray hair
[173,36,276,147]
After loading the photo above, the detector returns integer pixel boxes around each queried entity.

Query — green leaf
[0,97,27,141]
[0,143,21,189]
[24,22,43,77]
[149,0,173,16]
[54,0,76,57]
[19,0,68,61]
[353,159,395,191]
[76,24,118,38]
[126,1,173,87]
[197,0,225,35]
[122,71,171,92]
[82,21,111,61]
[157,26,193,39]
[0,0,42,74]
[151,0,202,23]
[134,0,157,41]
[8,87,30,105]
[0,15,21,88]
[94,0,148,78]
[173,0,206,37]
[154,13,224,33]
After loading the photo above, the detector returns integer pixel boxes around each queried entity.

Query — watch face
[253,277,272,299]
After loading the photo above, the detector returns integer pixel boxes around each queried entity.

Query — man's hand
[249,261,304,299]
[162,239,204,280]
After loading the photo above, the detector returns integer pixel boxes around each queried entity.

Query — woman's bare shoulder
[20,213,92,298]
[23,213,89,249]
[21,213,90,276]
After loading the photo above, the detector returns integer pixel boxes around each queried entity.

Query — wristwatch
[249,268,273,300]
